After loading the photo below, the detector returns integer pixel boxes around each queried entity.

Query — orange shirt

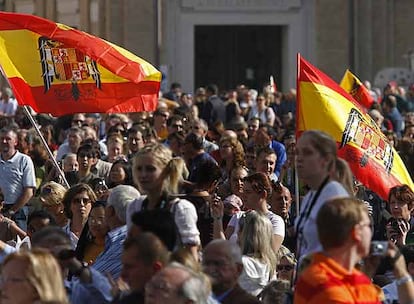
[294,252,383,304]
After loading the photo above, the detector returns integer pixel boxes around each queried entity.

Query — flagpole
[295,53,301,216]
[22,106,70,188]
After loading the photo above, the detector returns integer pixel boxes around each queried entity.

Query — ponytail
[161,157,188,194]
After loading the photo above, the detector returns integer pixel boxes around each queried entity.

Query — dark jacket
[201,95,226,127]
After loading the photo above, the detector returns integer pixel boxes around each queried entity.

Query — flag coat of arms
[0,12,161,115]
[296,54,413,200]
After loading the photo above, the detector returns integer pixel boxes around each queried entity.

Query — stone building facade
[4,0,414,93]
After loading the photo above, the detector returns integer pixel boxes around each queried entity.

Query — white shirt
[239,256,274,296]
[295,180,349,259]
[228,210,285,244]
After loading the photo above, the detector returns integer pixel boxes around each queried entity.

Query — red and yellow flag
[296,54,413,200]
[340,69,374,109]
[0,12,161,116]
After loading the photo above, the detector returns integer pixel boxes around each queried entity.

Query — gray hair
[206,239,242,264]
[168,262,210,304]
[192,118,208,132]
[107,185,140,223]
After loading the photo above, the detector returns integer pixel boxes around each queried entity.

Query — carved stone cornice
[181,0,301,12]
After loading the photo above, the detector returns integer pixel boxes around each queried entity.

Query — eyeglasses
[72,197,91,205]
[78,152,93,158]
[202,259,232,268]
[276,265,294,271]
[172,124,183,129]
[89,217,105,225]
[72,119,84,124]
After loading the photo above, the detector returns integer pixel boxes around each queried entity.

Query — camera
[370,241,388,256]
[390,218,400,231]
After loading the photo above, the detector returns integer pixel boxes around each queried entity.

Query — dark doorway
[195,25,282,91]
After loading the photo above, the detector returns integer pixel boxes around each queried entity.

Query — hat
[223,194,243,210]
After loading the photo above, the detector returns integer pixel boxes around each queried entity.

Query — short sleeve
[172,199,201,246]
[267,212,285,238]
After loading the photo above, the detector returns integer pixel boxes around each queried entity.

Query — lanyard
[295,176,330,254]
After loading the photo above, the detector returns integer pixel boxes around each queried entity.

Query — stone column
[79,0,91,32]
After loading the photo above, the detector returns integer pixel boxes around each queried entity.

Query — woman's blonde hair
[3,249,69,303]
[133,143,188,195]
[239,211,277,276]
[39,181,67,206]
[334,158,354,196]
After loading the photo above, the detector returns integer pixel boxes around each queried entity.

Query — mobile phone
[370,241,388,256]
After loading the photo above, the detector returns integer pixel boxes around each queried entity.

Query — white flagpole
[22,106,70,188]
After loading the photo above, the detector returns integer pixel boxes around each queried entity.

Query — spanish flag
[0,12,161,116]
[340,69,374,109]
[297,54,413,200]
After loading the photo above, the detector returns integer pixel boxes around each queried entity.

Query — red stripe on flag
[8,77,159,115]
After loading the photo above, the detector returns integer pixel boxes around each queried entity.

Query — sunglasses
[276,265,294,271]
[41,186,53,195]
[72,197,91,205]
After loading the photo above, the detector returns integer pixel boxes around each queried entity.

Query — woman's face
[242,181,261,210]
[134,154,163,194]
[389,193,412,221]
[276,256,295,281]
[1,259,38,304]
[43,202,64,218]
[70,190,92,220]
[220,141,233,160]
[257,96,266,108]
[230,168,248,197]
[110,163,127,185]
[88,206,108,239]
[296,135,330,186]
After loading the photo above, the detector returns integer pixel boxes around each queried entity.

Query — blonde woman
[127,143,200,258]
[1,249,69,304]
[238,210,277,296]
[39,181,68,228]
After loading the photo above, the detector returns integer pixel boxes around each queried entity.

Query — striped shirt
[93,225,128,280]
[294,252,382,304]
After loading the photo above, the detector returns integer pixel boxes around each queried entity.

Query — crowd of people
[0,79,412,303]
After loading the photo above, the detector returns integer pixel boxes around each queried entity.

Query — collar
[107,225,127,240]
[0,150,18,163]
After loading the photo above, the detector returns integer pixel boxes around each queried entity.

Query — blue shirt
[69,267,113,304]
[93,225,128,280]
[270,140,287,178]
[0,151,36,205]
[188,152,218,182]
